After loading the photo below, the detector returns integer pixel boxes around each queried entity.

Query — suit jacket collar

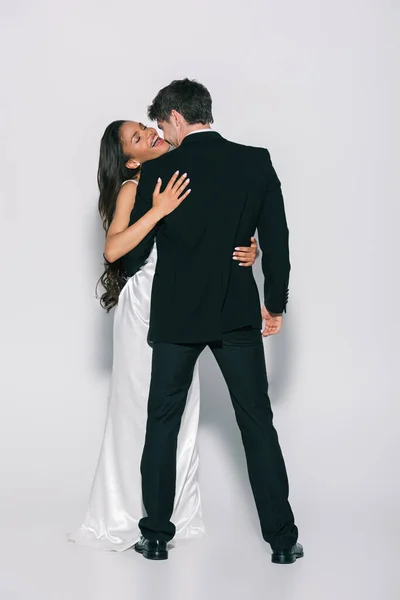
[180,131,223,147]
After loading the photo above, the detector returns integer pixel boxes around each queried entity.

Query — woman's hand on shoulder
[232,237,259,267]
[152,171,191,217]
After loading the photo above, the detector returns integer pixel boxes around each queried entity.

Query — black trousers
[138,328,298,550]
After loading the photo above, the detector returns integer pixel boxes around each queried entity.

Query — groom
[128,79,302,564]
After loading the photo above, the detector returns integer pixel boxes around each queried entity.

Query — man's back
[125,131,289,343]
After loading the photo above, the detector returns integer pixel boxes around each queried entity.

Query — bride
[68,120,258,551]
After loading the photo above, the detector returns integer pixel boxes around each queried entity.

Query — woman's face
[120,121,169,169]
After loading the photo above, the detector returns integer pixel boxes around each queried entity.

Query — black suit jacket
[122,132,290,343]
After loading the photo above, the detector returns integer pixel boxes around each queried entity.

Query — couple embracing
[70,78,302,565]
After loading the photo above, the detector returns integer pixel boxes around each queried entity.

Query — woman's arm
[104,173,190,263]
[104,182,163,263]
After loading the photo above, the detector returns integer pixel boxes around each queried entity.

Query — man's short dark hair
[148,78,214,125]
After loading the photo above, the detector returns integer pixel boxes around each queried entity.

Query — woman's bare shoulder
[109,181,138,233]
[116,179,138,208]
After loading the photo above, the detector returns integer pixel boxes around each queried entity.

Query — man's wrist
[265,307,283,317]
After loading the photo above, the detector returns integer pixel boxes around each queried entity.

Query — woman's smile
[149,133,164,148]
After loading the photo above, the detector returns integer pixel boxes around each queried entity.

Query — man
[127,79,302,564]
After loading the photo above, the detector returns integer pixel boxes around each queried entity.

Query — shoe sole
[134,545,168,561]
[271,551,304,565]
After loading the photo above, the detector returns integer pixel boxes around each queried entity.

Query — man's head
[147,78,214,147]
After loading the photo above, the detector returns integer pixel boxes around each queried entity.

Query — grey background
[0,0,399,598]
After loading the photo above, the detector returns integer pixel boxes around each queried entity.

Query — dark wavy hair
[148,78,214,125]
[96,120,140,312]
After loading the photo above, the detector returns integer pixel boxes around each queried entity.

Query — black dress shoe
[271,542,304,564]
[134,536,168,561]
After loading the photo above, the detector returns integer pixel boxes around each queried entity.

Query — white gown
[68,182,204,551]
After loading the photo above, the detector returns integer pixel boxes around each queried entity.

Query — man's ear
[125,158,140,170]
[170,110,181,127]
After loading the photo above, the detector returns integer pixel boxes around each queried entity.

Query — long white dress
[68,181,204,551]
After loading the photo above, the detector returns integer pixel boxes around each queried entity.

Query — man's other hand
[261,305,283,337]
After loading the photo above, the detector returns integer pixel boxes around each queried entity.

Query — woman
[68,121,258,551]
